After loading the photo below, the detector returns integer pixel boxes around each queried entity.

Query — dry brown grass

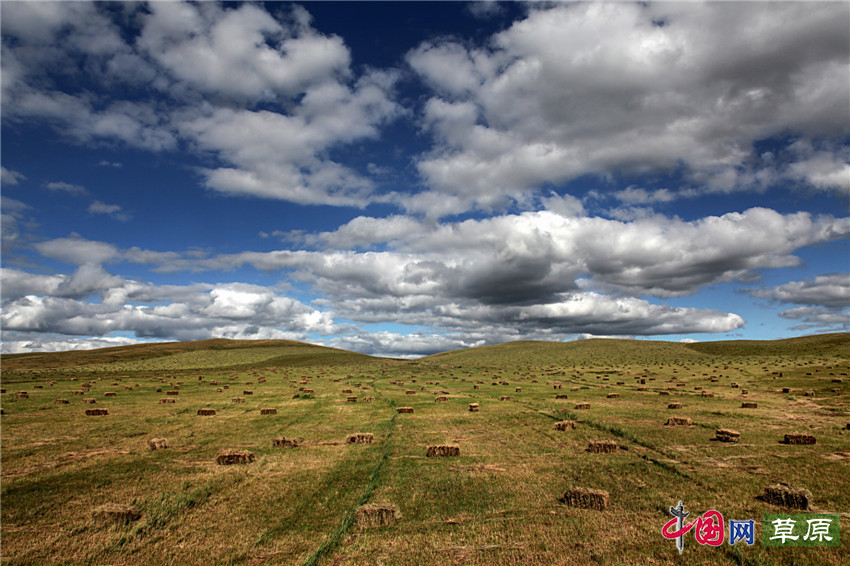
[91,503,141,525]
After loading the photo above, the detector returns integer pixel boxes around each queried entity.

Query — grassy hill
[421,333,850,368]
[421,338,712,368]
[1,333,848,565]
[1,338,376,374]
[682,332,850,358]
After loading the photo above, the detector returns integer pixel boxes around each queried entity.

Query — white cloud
[406,2,850,214]
[180,68,399,205]
[748,274,850,334]
[34,235,119,266]
[7,203,845,354]
[1,265,123,302]
[1,268,64,299]
[88,200,130,221]
[0,271,335,343]
[44,181,89,196]
[329,331,488,359]
[749,274,850,308]
[2,2,398,205]
[1,167,25,185]
[467,0,506,21]
[1,334,154,355]
[138,2,351,102]
[613,187,676,205]
[779,306,849,332]
[149,207,849,302]
[293,215,425,249]
[1,196,33,253]
[108,206,845,350]
[786,142,850,195]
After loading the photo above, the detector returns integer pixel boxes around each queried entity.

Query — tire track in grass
[300,379,398,566]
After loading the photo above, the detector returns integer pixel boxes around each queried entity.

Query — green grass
[1,334,849,565]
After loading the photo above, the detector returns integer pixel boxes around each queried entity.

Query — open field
[2,334,849,565]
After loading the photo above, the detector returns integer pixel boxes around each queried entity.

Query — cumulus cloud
[0,269,335,344]
[260,208,849,301]
[138,2,350,102]
[2,2,399,205]
[180,70,399,205]
[749,274,850,308]
[406,2,850,214]
[100,206,847,348]
[2,3,847,356]
[748,274,849,333]
[324,292,744,358]
[785,141,850,195]
[1,2,176,151]
[779,306,849,332]
[13,205,845,353]
[1,333,153,355]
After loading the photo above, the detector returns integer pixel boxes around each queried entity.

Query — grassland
[2,334,849,565]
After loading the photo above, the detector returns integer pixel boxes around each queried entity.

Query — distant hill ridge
[0,338,370,371]
[2,333,847,372]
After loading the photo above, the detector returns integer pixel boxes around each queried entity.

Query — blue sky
[1,1,848,357]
